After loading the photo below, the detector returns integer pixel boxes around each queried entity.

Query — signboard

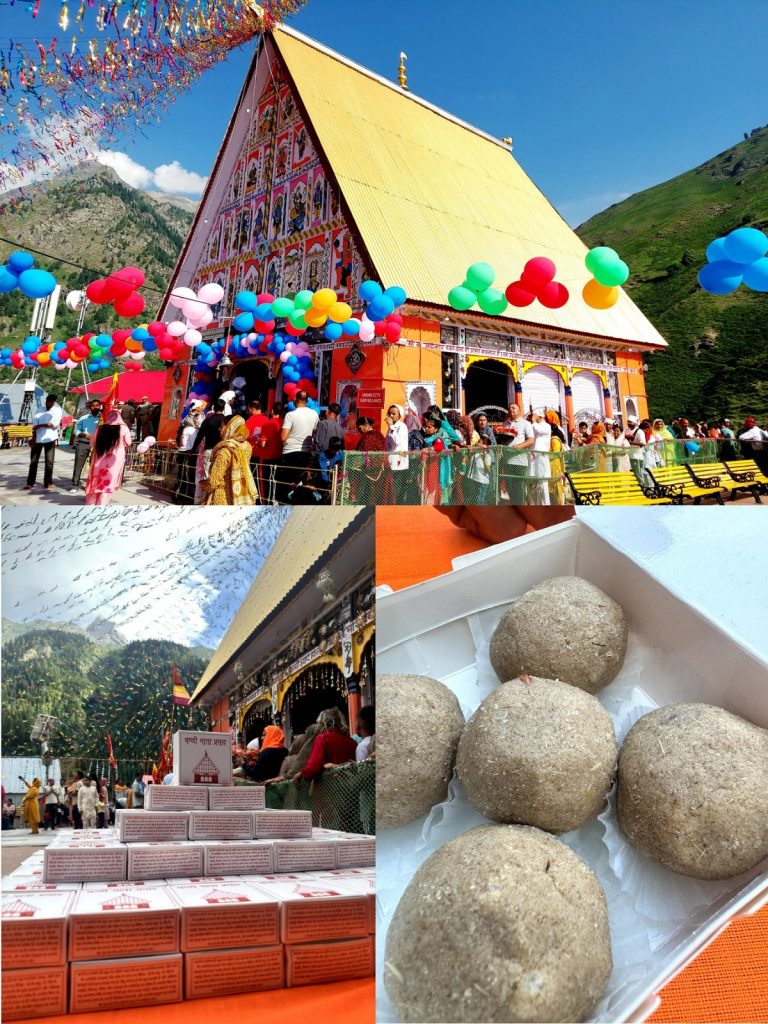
[172,731,233,787]
[357,388,385,408]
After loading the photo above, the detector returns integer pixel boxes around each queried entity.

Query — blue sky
[2,0,767,224]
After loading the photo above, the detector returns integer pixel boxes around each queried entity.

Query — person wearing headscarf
[545,410,567,504]
[473,412,497,447]
[20,777,41,834]
[529,411,552,505]
[385,404,409,471]
[278,723,323,780]
[243,725,288,782]
[588,421,607,445]
[355,416,394,502]
[85,410,132,506]
[293,708,357,784]
[426,404,463,447]
[174,402,205,505]
[201,415,258,506]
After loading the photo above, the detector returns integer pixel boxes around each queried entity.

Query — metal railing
[260,759,375,835]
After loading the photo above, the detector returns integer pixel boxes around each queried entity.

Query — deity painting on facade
[337,383,360,431]
[283,245,302,293]
[304,238,325,291]
[293,125,310,166]
[237,206,252,253]
[208,222,221,262]
[252,200,266,245]
[242,260,260,293]
[289,180,307,234]
[265,256,280,297]
[280,90,295,126]
[311,173,325,224]
[222,216,233,259]
[258,102,275,138]
[275,132,291,178]
[333,230,354,293]
[271,190,286,237]
[245,152,260,193]
[211,273,227,320]
[328,186,341,221]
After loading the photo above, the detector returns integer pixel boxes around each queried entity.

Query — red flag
[172,663,191,706]
[154,730,173,783]
[100,372,120,420]
[105,732,117,771]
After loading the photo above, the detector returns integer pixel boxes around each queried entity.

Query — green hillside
[2,630,210,763]
[577,125,768,423]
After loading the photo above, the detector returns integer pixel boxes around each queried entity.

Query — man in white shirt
[738,417,768,442]
[24,393,62,490]
[500,403,534,504]
[279,390,319,502]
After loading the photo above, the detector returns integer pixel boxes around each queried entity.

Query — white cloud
[97,150,208,196]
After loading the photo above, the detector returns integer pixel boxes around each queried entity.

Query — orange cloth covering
[376,505,768,1023]
[260,724,285,751]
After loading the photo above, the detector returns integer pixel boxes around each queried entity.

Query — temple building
[159,23,666,440]
[190,508,374,743]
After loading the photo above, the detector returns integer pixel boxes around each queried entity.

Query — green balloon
[477,287,508,316]
[294,290,314,310]
[289,309,307,329]
[585,246,619,276]
[448,285,477,311]
[465,262,496,292]
[594,259,629,287]
[271,296,294,318]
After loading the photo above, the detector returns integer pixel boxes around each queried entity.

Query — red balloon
[110,343,127,356]
[85,279,110,304]
[158,347,174,360]
[257,293,275,304]
[521,257,556,291]
[384,323,401,344]
[283,382,299,397]
[147,321,165,336]
[114,291,145,318]
[74,343,89,358]
[374,321,387,335]
[259,319,275,333]
[505,281,536,306]
[539,281,569,309]
[81,332,95,342]
[120,266,145,289]
[105,271,134,299]
[285,322,305,337]
[387,313,403,325]
[111,329,132,344]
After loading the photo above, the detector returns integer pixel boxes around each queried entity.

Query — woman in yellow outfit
[20,777,42,834]
[201,416,258,506]
[546,411,567,504]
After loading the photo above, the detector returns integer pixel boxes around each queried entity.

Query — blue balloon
[1,348,11,358]
[235,290,258,312]
[18,268,56,299]
[53,341,67,350]
[742,256,768,292]
[96,333,113,347]
[359,280,382,302]
[684,441,700,454]
[131,327,151,342]
[286,402,296,411]
[723,227,768,265]
[324,322,343,340]
[367,295,395,319]
[233,312,254,332]
[87,362,100,372]
[705,238,728,264]
[8,251,35,272]
[697,260,743,295]
[384,285,407,307]
[0,267,19,293]
[21,335,41,354]
[142,338,158,352]
[254,303,274,322]
[99,359,110,369]
[341,319,360,337]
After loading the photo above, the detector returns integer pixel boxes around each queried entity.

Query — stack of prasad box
[1,730,374,1017]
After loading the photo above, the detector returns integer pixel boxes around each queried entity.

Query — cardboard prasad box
[184,945,284,998]
[251,879,369,943]
[70,954,183,1013]
[285,937,374,987]
[127,842,204,881]
[1,878,81,893]
[168,881,280,951]
[301,872,376,933]
[188,810,253,841]
[2,965,68,1020]
[172,730,232,787]
[145,784,209,812]
[253,809,312,839]
[203,840,273,876]
[1,891,74,968]
[273,839,337,873]
[68,886,180,961]
[43,846,127,884]
[83,879,168,889]
[335,836,375,868]
[208,786,265,810]
[115,809,189,843]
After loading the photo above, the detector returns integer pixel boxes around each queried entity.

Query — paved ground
[0,445,170,505]
[1,829,53,875]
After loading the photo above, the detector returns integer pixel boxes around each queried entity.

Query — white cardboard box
[253,809,313,838]
[83,878,168,889]
[285,937,374,987]
[168,880,280,951]
[127,842,204,881]
[2,965,68,1019]
[70,953,183,1012]
[334,835,376,868]
[273,839,337,873]
[376,517,768,1024]
[115,809,189,843]
[145,784,209,811]
[1,878,81,893]
[68,886,180,960]
[43,845,126,883]
[203,840,274,876]
[184,945,285,998]
[1,890,74,968]
[172,730,233,787]
[208,786,266,810]
[251,878,369,943]
[188,810,254,841]
[302,873,376,933]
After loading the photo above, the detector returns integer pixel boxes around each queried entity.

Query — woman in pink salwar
[85,410,132,505]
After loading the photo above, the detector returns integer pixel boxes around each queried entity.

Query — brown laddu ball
[378,673,464,830]
[457,676,617,832]
[384,824,612,1023]
[617,703,768,879]
[490,576,627,693]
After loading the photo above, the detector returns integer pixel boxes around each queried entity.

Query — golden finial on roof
[502,137,513,150]
[398,51,409,91]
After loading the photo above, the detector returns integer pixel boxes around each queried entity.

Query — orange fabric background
[376,506,768,1023]
[33,979,373,1024]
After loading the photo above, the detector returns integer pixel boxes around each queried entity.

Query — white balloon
[129,350,146,360]
[184,329,203,346]
[53,359,68,370]
[197,283,224,304]
[65,289,83,311]
[171,286,196,310]
[166,321,187,337]
[65,359,77,368]
[186,307,213,329]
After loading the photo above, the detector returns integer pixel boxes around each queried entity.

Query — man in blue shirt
[69,399,102,493]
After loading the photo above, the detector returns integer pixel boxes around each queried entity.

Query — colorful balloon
[465,262,495,291]
[722,227,768,265]
[697,260,743,295]
[521,257,556,291]
[448,285,477,311]
[582,279,619,309]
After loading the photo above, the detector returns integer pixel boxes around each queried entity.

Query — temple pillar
[603,387,613,420]
[564,386,574,433]
[346,678,362,731]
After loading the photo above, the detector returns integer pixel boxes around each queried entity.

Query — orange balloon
[312,288,337,311]
[37,353,51,365]
[303,306,327,328]
[583,278,619,309]
[327,301,352,323]
[125,338,143,352]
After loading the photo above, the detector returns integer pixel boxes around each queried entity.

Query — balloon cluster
[448,263,508,315]
[169,283,224,345]
[86,267,146,318]
[0,251,57,299]
[358,281,407,344]
[506,257,569,309]
[698,227,768,295]
[581,247,628,309]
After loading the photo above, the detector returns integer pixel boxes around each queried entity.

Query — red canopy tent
[68,371,166,404]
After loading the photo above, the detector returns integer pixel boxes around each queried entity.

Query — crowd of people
[9,773,113,832]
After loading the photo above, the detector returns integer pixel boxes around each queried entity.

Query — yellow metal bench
[685,461,763,503]
[566,470,678,506]
[1,424,33,448]
[648,465,725,504]
[723,459,768,501]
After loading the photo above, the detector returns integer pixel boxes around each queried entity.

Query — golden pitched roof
[274,26,666,349]
[191,508,366,702]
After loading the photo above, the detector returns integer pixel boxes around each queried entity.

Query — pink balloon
[279,351,291,363]
[197,282,224,304]
[167,321,187,337]
[171,286,196,308]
